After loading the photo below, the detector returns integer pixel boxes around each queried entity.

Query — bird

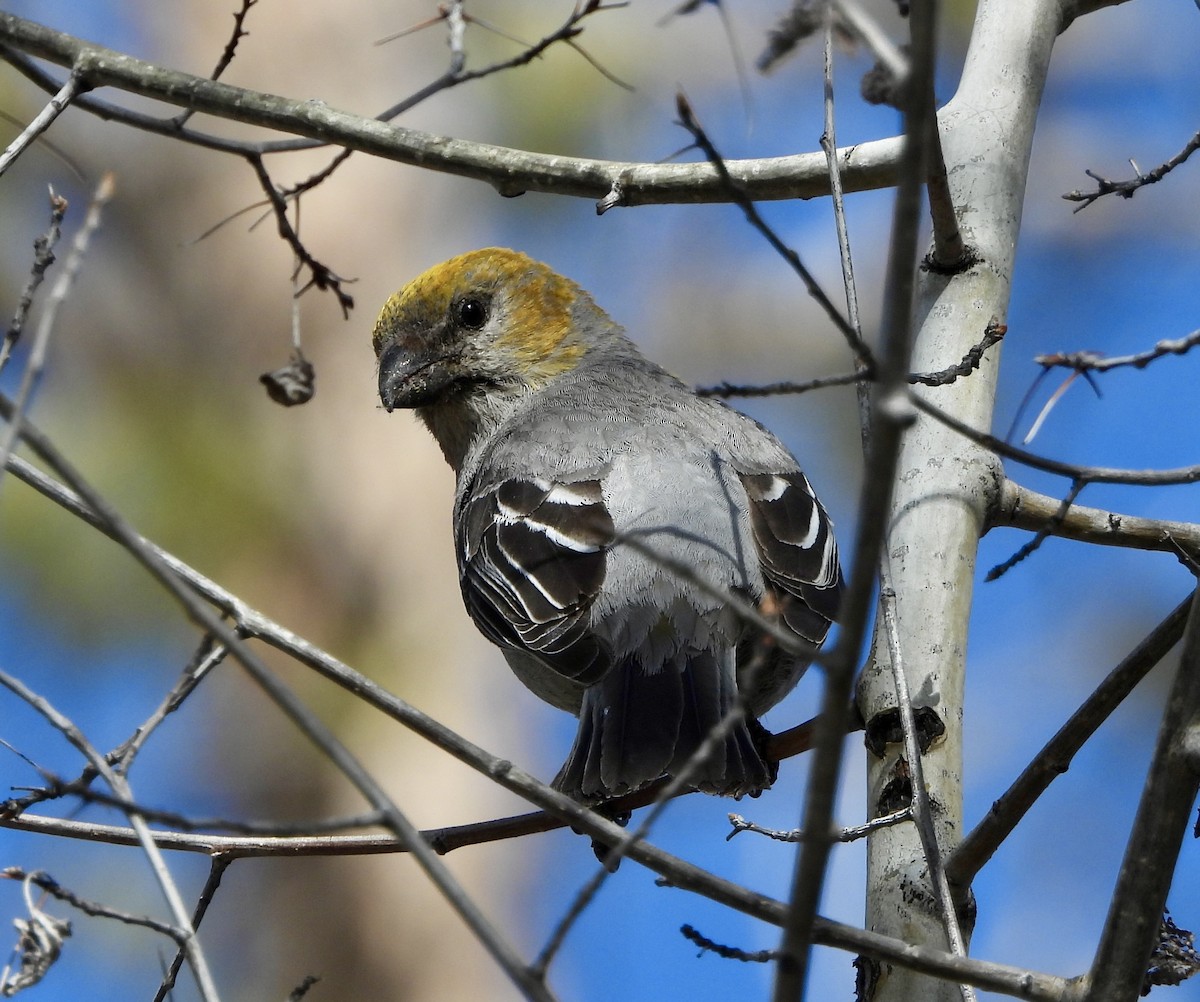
[372,248,842,803]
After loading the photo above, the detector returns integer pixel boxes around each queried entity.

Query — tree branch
[1081,591,1200,1000]
[991,479,1200,557]
[944,592,1193,893]
[1062,129,1200,211]
[0,12,903,206]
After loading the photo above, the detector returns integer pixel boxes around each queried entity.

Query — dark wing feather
[740,471,842,645]
[459,476,615,686]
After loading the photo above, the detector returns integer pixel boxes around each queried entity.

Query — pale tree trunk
[858,1,1077,998]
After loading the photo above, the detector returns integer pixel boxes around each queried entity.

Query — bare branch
[0,12,904,205]
[990,479,1200,559]
[1083,592,1200,1000]
[908,321,1005,386]
[697,371,865,398]
[1034,327,1200,375]
[153,857,233,1002]
[985,478,1086,581]
[820,4,872,444]
[1,867,185,944]
[945,591,1194,893]
[910,391,1200,487]
[0,71,82,178]
[726,806,913,844]
[0,173,113,489]
[673,91,875,368]
[0,670,221,1001]
[1063,129,1200,211]
[0,188,67,377]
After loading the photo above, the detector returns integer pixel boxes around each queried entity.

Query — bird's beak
[377,338,458,411]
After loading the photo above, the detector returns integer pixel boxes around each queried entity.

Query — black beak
[378,340,457,411]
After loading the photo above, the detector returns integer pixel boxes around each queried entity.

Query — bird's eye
[457,297,487,330]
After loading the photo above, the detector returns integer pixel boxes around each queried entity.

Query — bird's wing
[458,475,615,686]
[739,470,843,644]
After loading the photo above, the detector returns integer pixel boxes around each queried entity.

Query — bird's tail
[552,649,774,803]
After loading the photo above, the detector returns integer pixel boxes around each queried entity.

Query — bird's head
[372,248,616,416]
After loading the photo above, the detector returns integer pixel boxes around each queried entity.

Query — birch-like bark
[857,2,1070,997]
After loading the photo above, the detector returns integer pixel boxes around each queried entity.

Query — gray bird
[372,248,842,802]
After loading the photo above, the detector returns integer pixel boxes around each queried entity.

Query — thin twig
[1063,129,1200,211]
[0,188,67,377]
[682,923,777,963]
[1033,328,1200,375]
[877,570,975,1002]
[820,5,871,445]
[0,172,114,490]
[726,806,913,844]
[153,856,233,1002]
[985,478,1086,581]
[673,91,876,369]
[0,671,221,1002]
[909,391,1200,487]
[697,322,1005,401]
[697,371,865,398]
[247,154,354,316]
[173,0,259,129]
[113,638,229,775]
[0,71,81,178]
[908,321,1006,386]
[1,867,185,944]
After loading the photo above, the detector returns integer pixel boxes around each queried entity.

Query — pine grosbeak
[373,248,842,802]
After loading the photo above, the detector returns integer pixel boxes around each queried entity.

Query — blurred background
[0,0,1197,999]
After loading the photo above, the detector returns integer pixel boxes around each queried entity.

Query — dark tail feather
[554,650,772,802]
[674,650,772,797]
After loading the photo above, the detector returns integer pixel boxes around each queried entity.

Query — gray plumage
[373,248,842,802]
